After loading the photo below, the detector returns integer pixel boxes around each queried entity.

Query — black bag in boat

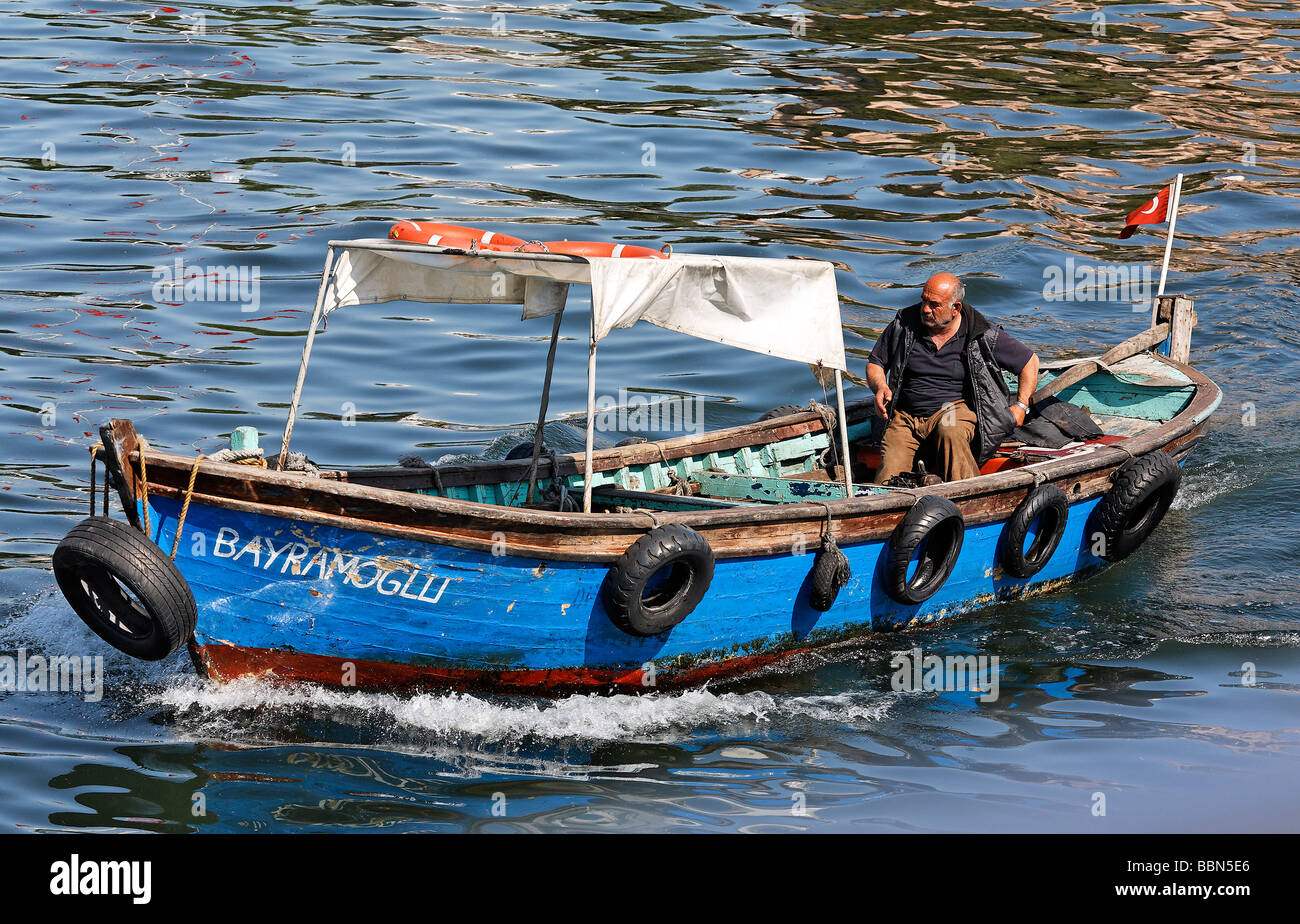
[1011,396,1103,448]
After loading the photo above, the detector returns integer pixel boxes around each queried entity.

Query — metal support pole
[834,368,853,497]
[527,305,566,503]
[582,321,598,514]
[1149,172,1184,331]
[278,246,337,469]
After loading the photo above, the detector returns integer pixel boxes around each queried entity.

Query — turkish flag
[1119,184,1171,238]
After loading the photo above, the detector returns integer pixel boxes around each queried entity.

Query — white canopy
[324,239,847,370]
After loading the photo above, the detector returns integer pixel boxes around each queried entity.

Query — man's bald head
[919,273,965,333]
[924,272,964,306]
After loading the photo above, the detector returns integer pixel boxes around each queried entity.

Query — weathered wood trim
[123,351,1221,561]
[136,422,1205,561]
[100,419,141,529]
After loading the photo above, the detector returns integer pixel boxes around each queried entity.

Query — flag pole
[1149,172,1184,329]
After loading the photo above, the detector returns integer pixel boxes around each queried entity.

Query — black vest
[878,303,1016,465]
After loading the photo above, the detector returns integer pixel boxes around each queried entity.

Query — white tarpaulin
[323,239,846,370]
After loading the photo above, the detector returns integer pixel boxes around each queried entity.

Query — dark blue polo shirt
[868,312,1033,417]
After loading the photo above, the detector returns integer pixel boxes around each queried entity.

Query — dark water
[1,0,1298,832]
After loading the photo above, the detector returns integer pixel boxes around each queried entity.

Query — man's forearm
[1015,355,1039,406]
[866,362,888,394]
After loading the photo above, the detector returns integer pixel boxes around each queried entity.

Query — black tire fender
[602,524,714,637]
[1001,484,1069,578]
[757,404,806,422]
[885,495,965,604]
[809,539,852,612]
[53,516,197,661]
[1095,451,1182,562]
[505,442,539,460]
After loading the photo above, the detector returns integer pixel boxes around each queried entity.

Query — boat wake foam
[148,675,895,746]
[1172,459,1250,511]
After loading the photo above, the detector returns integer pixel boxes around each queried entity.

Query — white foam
[1172,462,1248,511]
[17,572,895,745]
[1,583,191,688]
[149,675,894,745]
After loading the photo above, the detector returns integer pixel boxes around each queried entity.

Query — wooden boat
[53,232,1220,695]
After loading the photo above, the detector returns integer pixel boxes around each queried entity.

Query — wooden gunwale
[116,353,1220,563]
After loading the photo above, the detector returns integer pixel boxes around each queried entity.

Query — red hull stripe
[193,643,800,696]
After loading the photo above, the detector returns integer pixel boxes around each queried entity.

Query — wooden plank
[694,471,848,503]
[1032,323,1170,403]
[1167,296,1197,364]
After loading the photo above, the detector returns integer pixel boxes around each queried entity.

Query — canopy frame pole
[1149,171,1184,332]
[526,303,566,504]
[834,368,853,497]
[581,320,599,514]
[277,245,338,470]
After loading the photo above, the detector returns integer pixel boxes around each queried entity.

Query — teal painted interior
[413,367,1187,508]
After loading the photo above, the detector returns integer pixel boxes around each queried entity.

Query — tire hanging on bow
[808,504,851,612]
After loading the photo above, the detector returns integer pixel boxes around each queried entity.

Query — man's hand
[1013,355,1039,427]
[874,385,893,419]
[866,362,892,419]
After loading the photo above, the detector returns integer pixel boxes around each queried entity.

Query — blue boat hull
[142,490,1110,693]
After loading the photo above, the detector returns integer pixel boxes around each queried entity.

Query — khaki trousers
[876,400,980,483]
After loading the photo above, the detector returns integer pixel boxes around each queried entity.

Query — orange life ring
[388,221,525,251]
[541,240,669,260]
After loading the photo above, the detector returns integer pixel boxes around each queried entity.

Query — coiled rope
[170,454,205,559]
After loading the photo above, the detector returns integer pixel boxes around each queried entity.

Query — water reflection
[0,0,1296,832]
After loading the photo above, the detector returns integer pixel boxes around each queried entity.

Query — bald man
[866,273,1039,483]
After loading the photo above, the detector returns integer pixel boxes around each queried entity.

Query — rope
[208,447,263,464]
[1107,442,1137,480]
[813,500,852,591]
[170,454,204,559]
[138,438,151,538]
[809,400,839,470]
[636,441,692,496]
[652,444,690,496]
[652,442,687,493]
[274,451,320,477]
[817,500,836,540]
[540,449,561,508]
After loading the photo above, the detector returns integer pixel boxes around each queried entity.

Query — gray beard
[924,315,959,334]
